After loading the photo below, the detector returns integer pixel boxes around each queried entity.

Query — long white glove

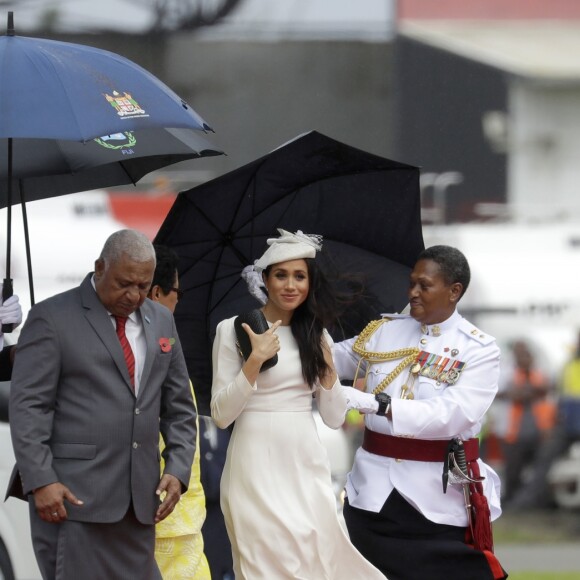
[343,385,378,414]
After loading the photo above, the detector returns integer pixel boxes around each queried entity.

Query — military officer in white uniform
[334,245,507,580]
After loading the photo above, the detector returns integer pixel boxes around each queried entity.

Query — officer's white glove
[0,294,23,328]
[0,291,22,351]
[343,386,379,414]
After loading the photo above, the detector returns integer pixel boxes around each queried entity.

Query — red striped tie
[115,316,135,390]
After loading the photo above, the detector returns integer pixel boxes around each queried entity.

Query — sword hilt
[454,438,469,474]
[443,437,485,493]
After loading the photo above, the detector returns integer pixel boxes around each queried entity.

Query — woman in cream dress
[211,230,385,580]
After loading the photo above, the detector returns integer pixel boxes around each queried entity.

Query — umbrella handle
[2,278,14,334]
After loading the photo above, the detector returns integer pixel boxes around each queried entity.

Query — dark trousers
[343,489,502,580]
[29,500,161,580]
[502,434,541,503]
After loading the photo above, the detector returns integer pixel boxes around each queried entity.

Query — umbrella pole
[19,184,35,306]
[2,137,14,332]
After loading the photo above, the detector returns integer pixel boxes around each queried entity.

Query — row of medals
[399,324,460,400]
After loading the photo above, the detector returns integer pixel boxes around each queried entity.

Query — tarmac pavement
[496,543,580,573]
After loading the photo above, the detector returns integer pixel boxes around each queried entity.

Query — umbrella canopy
[0,14,222,309]
[155,131,424,414]
[0,127,222,206]
[0,30,211,141]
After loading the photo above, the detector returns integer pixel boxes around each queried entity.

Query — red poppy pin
[159,337,176,353]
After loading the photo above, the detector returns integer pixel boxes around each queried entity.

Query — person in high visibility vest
[496,340,556,505]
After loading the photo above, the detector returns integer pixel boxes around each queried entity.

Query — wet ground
[497,543,580,573]
[494,508,580,572]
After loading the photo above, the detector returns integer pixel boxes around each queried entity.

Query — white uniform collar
[420,309,461,337]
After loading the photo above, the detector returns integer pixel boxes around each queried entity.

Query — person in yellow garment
[149,244,211,580]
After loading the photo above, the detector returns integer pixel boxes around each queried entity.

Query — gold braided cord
[352,319,420,395]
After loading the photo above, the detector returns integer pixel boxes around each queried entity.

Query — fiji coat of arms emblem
[104,90,149,119]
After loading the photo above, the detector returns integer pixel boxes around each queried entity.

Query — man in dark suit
[8,229,197,579]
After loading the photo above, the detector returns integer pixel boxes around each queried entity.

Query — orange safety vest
[504,368,556,444]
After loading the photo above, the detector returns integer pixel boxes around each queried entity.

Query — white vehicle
[0,382,41,580]
[549,442,580,508]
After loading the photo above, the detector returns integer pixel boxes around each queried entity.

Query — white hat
[254,229,322,272]
[242,229,323,304]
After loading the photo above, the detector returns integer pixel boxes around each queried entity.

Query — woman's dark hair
[263,258,347,388]
[417,245,471,299]
[152,244,179,294]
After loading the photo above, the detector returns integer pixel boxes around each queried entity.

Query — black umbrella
[154,131,424,415]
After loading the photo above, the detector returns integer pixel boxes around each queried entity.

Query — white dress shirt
[90,276,146,395]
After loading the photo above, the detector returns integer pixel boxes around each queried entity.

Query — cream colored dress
[211,317,386,580]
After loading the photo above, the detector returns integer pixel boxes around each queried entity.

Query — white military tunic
[334,310,503,526]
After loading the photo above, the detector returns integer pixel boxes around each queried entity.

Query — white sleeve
[332,335,365,381]
[315,376,347,429]
[210,318,256,429]
[314,330,347,429]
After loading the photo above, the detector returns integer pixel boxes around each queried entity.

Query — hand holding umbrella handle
[2,278,14,334]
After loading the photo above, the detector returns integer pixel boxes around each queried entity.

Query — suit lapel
[139,301,157,393]
[80,274,135,393]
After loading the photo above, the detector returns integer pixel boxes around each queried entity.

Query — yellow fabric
[345,408,365,426]
[156,384,210,579]
[562,359,580,397]
[155,534,211,580]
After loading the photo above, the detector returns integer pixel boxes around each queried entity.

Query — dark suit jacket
[8,274,196,525]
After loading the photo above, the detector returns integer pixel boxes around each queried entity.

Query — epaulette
[354,319,393,357]
[380,312,411,320]
[458,318,495,346]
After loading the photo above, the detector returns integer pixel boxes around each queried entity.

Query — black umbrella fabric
[155,131,424,415]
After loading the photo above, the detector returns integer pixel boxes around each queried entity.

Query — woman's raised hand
[243,320,282,366]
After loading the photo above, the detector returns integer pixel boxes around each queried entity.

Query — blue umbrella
[0,28,211,141]
[0,13,223,318]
